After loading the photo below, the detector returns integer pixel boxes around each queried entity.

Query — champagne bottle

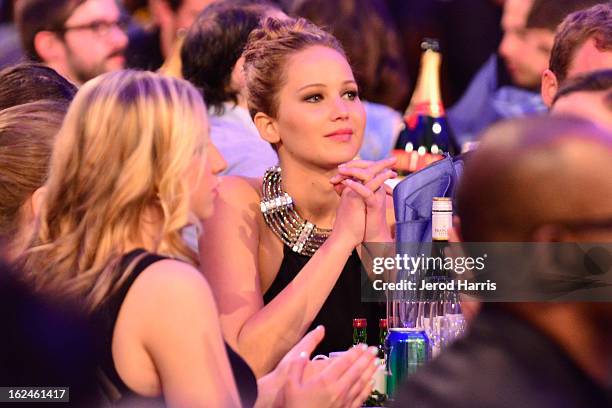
[393,39,459,175]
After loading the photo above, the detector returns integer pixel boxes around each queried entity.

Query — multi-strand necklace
[260,166,331,256]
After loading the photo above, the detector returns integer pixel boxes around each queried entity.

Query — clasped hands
[329,156,397,245]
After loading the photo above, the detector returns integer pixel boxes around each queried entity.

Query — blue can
[385,328,430,397]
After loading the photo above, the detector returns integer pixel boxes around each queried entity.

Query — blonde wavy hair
[22,70,208,311]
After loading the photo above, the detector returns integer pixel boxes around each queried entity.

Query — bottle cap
[379,318,388,329]
[353,318,367,328]
[421,38,440,52]
[432,197,452,212]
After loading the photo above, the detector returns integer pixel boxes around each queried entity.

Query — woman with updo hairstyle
[22,69,379,407]
[0,100,67,260]
[200,17,397,376]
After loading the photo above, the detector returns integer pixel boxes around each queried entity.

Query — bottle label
[405,102,445,119]
[432,212,452,241]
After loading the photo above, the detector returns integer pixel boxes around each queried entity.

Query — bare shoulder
[127,259,217,316]
[112,259,218,395]
[210,176,265,235]
[217,176,262,205]
[203,176,263,237]
[114,258,238,407]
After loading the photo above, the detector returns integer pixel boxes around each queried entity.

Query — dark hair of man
[548,3,612,83]
[0,63,77,111]
[291,0,408,110]
[181,0,278,114]
[15,0,85,61]
[552,69,612,105]
[526,0,604,31]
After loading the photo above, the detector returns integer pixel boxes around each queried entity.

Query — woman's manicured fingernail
[299,351,308,359]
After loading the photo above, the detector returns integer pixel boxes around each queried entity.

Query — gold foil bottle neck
[405,42,444,119]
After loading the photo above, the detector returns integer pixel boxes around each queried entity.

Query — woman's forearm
[234,235,355,377]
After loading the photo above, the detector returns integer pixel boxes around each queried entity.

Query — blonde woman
[22,70,378,408]
[200,17,397,377]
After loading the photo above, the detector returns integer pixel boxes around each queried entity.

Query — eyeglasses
[56,16,129,37]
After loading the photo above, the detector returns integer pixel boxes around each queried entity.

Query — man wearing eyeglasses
[16,0,128,86]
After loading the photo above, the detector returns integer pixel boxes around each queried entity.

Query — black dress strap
[103,249,168,333]
[94,249,169,403]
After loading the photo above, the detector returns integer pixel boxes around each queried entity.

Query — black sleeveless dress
[93,249,258,407]
[263,245,384,357]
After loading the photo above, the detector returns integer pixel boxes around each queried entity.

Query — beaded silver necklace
[260,166,331,256]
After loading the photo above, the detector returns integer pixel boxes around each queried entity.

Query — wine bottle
[428,197,452,306]
[432,198,465,344]
[393,39,459,175]
[417,197,452,357]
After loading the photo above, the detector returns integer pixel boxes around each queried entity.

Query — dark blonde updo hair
[243,17,347,119]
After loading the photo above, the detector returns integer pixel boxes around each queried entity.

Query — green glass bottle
[352,318,367,345]
[378,318,388,359]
